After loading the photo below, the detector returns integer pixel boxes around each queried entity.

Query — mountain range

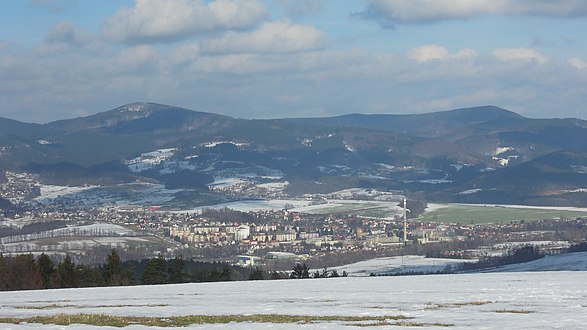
[2,102,587,207]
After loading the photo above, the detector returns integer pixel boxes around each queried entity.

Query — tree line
[0,250,348,292]
[0,249,248,291]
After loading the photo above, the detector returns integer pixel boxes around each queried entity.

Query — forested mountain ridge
[2,102,587,206]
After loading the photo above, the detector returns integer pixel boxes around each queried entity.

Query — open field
[180,199,404,219]
[1,271,586,329]
[419,203,587,224]
[293,200,403,219]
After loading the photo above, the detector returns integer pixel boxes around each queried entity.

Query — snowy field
[31,183,182,209]
[333,252,587,276]
[178,199,312,213]
[292,200,404,219]
[332,255,476,276]
[1,271,586,329]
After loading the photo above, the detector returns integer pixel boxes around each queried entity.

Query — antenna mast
[403,198,407,243]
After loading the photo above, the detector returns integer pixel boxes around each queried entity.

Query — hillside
[1,102,587,206]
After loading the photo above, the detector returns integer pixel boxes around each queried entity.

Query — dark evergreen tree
[37,253,55,289]
[167,255,186,284]
[291,263,310,279]
[0,255,9,291]
[8,254,43,290]
[54,255,78,288]
[220,265,232,281]
[270,271,288,280]
[248,267,264,280]
[76,264,105,287]
[142,256,167,285]
[104,249,134,286]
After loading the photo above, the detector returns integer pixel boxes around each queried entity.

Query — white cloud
[202,21,327,54]
[38,23,93,53]
[567,57,587,69]
[167,43,201,66]
[408,45,476,62]
[492,48,550,64]
[2,28,587,124]
[408,45,449,62]
[359,0,587,25]
[102,0,267,43]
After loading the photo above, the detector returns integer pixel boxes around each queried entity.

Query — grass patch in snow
[425,301,494,310]
[352,320,454,327]
[14,304,76,310]
[419,204,587,224]
[494,309,535,314]
[0,313,412,327]
[13,303,169,310]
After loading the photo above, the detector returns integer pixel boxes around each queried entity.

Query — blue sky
[1,0,587,123]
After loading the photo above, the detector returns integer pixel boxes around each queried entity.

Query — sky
[1,0,587,123]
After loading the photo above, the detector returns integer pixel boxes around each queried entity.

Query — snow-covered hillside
[1,271,585,329]
[334,252,587,276]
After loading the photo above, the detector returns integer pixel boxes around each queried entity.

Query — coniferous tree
[220,265,232,281]
[37,253,55,289]
[270,271,288,280]
[104,249,134,286]
[76,264,105,287]
[0,255,9,291]
[291,263,310,279]
[105,249,121,280]
[167,256,186,284]
[142,256,167,285]
[9,254,43,290]
[248,267,265,280]
[54,255,78,288]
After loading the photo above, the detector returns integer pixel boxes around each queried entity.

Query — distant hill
[1,102,587,206]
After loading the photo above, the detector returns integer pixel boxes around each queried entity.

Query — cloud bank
[102,0,268,43]
[359,0,587,25]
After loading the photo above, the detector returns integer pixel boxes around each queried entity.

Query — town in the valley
[2,171,585,270]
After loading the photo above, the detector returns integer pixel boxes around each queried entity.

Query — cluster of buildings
[2,171,585,264]
[0,172,39,206]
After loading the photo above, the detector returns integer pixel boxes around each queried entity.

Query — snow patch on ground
[483,252,587,272]
[256,182,289,191]
[457,188,482,195]
[208,177,246,190]
[495,146,513,155]
[51,223,135,236]
[35,185,98,203]
[342,141,354,152]
[292,199,404,219]
[424,203,451,212]
[202,141,249,148]
[334,255,475,276]
[125,148,177,173]
[179,199,312,213]
[451,164,464,171]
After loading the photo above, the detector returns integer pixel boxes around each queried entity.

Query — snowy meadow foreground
[1,272,586,329]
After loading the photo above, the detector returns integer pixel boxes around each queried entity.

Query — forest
[0,249,278,291]
[0,249,350,291]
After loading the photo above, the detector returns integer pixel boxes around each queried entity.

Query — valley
[1,103,587,268]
